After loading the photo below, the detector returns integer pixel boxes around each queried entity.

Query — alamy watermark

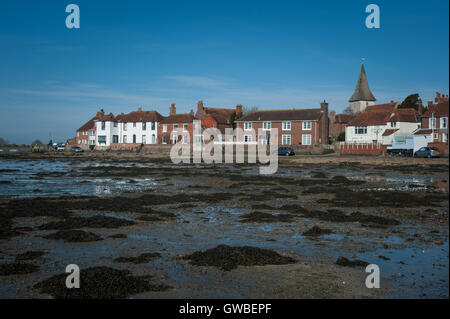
[65,264,80,289]
[170,120,279,175]
[365,4,380,29]
[66,4,80,29]
[365,264,380,288]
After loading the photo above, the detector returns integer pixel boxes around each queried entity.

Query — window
[173,135,178,144]
[390,121,396,128]
[195,135,204,145]
[434,133,438,140]
[430,118,436,129]
[142,122,146,130]
[151,122,155,130]
[282,134,291,145]
[302,121,311,130]
[354,126,368,135]
[441,117,448,129]
[282,121,291,130]
[123,123,127,131]
[244,135,252,143]
[302,134,312,145]
[263,122,271,130]
[142,135,146,144]
[101,122,105,130]
[163,124,167,132]
[173,124,179,131]
[133,134,136,143]
[183,124,188,132]
[133,122,136,128]
[182,135,188,144]
[151,134,156,144]
[112,135,118,143]
[244,122,252,130]
[123,135,127,143]
[162,136,167,144]
[89,130,95,136]
[443,133,448,143]
[259,134,270,145]
[113,122,118,128]
[98,136,106,144]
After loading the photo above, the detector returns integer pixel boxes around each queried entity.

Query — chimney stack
[197,100,204,114]
[417,99,424,115]
[189,109,194,116]
[138,107,142,111]
[329,110,336,123]
[320,100,329,144]
[236,104,243,115]
[170,103,176,116]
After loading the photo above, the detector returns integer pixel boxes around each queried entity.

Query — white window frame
[173,124,179,131]
[182,135,188,144]
[282,121,291,131]
[390,121,396,128]
[123,135,127,143]
[163,124,167,132]
[355,126,368,135]
[302,121,311,130]
[123,123,127,131]
[430,118,436,129]
[263,122,271,130]
[302,134,312,145]
[244,135,253,143]
[183,124,188,132]
[441,117,448,129]
[282,134,291,145]
[244,122,252,131]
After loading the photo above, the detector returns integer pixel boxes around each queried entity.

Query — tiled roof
[161,113,196,124]
[117,110,164,123]
[237,108,323,122]
[414,128,447,135]
[204,107,235,125]
[422,101,449,118]
[347,107,418,127]
[347,110,389,126]
[382,129,399,137]
[365,103,396,113]
[77,116,97,132]
[97,113,115,121]
[334,114,355,123]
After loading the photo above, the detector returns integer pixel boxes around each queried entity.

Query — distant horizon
[1,0,448,144]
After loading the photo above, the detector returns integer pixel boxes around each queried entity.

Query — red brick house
[75,110,104,150]
[329,112,355,139]
[413,98,449,154]
[158,104,196,144]
[195,100,242,134]
[235,102,329,146]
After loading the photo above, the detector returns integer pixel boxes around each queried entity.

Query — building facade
[235,102,329,146]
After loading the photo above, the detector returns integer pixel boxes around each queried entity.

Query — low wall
[428,142,449,156]
[340,143,387,155]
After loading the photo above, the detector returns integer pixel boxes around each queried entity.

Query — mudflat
[0,154,448,298]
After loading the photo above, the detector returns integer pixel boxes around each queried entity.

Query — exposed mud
[42,230,103,242]
[335,257,370,268]
[239,212,296,223]
[183,245,297,271]
[34,266,171,299]
[15,251,46,261]
[114,252,161,264]
[38,216,135,230]
[0,263,40,276]
[302,226,334,236]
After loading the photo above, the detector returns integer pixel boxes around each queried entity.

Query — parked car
[278,147,295,156]
[56,144,65,152]
[71,146,84,153]
[414,147,440,158]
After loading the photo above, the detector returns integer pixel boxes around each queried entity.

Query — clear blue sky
[0,0,448,144]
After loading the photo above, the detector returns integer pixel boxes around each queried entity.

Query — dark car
[278,147,295,156]
[71,146,84,153]
[414,146,440,158]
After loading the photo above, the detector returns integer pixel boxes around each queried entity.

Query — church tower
[349,62,376,113]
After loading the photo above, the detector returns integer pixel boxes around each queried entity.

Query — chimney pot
[170,103,176,116]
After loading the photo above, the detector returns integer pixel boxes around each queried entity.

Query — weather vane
[361,57,366,64]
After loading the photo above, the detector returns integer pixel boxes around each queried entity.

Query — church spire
[349,63,376,103]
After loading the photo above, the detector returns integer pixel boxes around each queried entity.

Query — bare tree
[242,105,259,116]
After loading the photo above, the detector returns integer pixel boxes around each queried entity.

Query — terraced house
[235,102,329,146]
[413,95,449,154]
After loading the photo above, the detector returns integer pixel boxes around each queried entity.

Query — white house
[95,108,163,147]
[345,105,420,145]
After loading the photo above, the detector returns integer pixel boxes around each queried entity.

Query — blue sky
[0,0,448,144]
